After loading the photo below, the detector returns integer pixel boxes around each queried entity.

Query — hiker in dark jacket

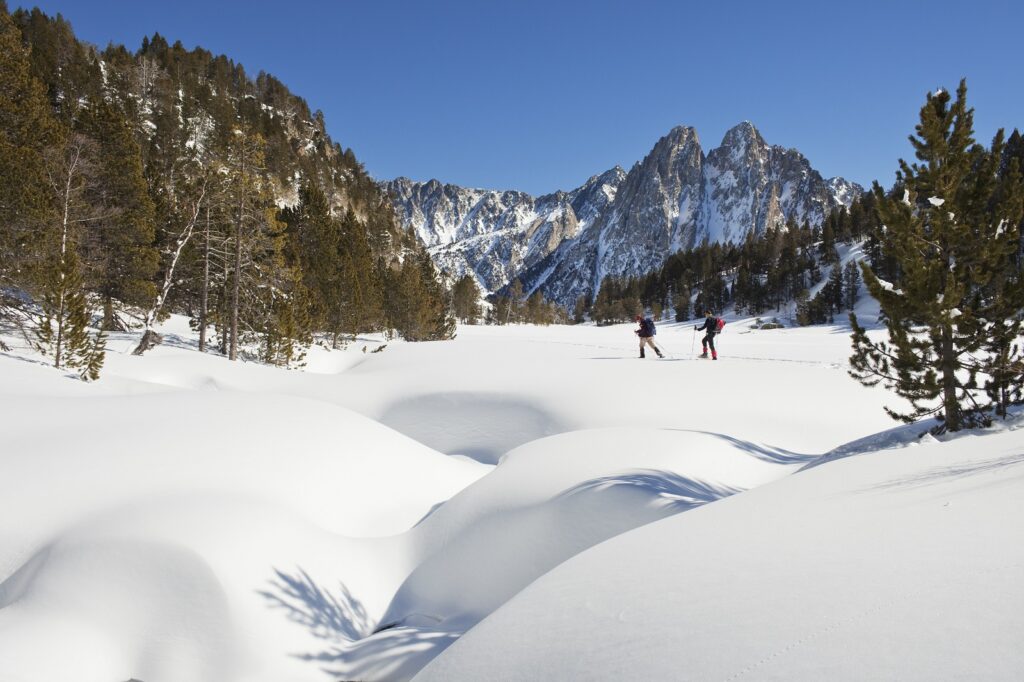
[695,311,719,360]
[635,314,664,359]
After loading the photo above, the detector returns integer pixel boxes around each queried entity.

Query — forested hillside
[0,4,453,376]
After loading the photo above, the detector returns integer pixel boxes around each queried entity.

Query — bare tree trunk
[133,181,206,355]
[53,147,80,369]
[198,203,210,353]
[941,323,959,431]
[218,260,229,356]
[229,147,244,361]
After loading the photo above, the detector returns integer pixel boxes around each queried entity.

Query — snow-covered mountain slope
[387,122,862,305]
[3,313,1020,682]
[384,167,624,293]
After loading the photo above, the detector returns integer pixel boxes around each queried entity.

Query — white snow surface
[2,313,1023,681]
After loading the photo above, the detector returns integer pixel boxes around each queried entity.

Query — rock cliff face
[385,122,860,305]
[384,167,624,293]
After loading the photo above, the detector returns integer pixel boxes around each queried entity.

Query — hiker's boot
[699,351,708,358]
[640,349,645,359]
[712,351,718,360]
[656,349,664,358]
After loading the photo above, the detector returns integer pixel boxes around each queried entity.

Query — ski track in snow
[492,334,848,367]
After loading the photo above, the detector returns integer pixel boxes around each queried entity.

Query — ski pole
[691,327,696,355]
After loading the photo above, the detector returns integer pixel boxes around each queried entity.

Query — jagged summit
[720,120,765,147]
[385,122,862,305]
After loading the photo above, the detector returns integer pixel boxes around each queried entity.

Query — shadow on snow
[667,429,818,465]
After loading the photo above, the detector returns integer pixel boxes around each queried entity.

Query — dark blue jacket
[638,318,656,337]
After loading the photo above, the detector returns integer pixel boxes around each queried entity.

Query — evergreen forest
[0,3,454,377]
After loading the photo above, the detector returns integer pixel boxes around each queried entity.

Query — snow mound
[414,428,1024,681]
[1,535,236,682]
[0,381,484,682]
[345,428,799,677]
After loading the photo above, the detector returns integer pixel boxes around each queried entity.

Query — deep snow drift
[1,311,1022,681]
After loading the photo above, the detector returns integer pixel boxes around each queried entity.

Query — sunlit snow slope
[2,312,1021,682]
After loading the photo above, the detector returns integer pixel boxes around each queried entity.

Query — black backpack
[642,318,656,335]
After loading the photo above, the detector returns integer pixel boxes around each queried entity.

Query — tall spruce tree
[224,124,268,360]
[0,8,58,331]
[77,99,158,329]
[33,134,107,379]
[280,183,341,339]
[385,252,454,341]
[849,81,1024,432]
[843,259,861,311]
[337,208,384,341]
[981,128,1024,417]
[451,273,482,324]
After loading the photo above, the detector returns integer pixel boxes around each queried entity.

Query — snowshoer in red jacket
[635,315,664,359]
[695,311,720,360]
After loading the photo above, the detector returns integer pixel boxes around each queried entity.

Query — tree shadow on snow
[312,626,459,682]
[558,468,742,513]
[257,566,371,642]
[0,349,59,369]
[666,429,818,465]
[258,567,456,680]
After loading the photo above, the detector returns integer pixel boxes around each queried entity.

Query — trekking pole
[691,327,696,355]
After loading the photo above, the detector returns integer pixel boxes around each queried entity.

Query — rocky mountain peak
[386,122,860,307]
[651,125,702,160]
[720,120,765,149]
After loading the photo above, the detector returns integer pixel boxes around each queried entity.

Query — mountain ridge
[385,122,862,306]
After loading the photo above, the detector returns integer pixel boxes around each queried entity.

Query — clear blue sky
[18,0,1024,195]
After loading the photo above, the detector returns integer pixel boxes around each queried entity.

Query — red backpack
[715,317,726,332]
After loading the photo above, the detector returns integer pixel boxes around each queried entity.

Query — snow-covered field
[2,311,1023,681]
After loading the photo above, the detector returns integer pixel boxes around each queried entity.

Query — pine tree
[571,294,588,324]
[133,173,208,354]
[280,183,341,338]
[843,259,860,311]
[820,220,838,264]
[384,252,454,341]
[0,8,58,324]
[77,99,158,330]
[452,274,482,324]
[825,263,844,319]
[262,264,312,367]
[980,129,1024,418]
[33,135,106,379]
[849,81,1024,432]
[413,250,455,340]
[506,278,525,324]
[673,284,690,322]
[337,208,384,341]
[223,125,268,360]
[1003,129,1024,265]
